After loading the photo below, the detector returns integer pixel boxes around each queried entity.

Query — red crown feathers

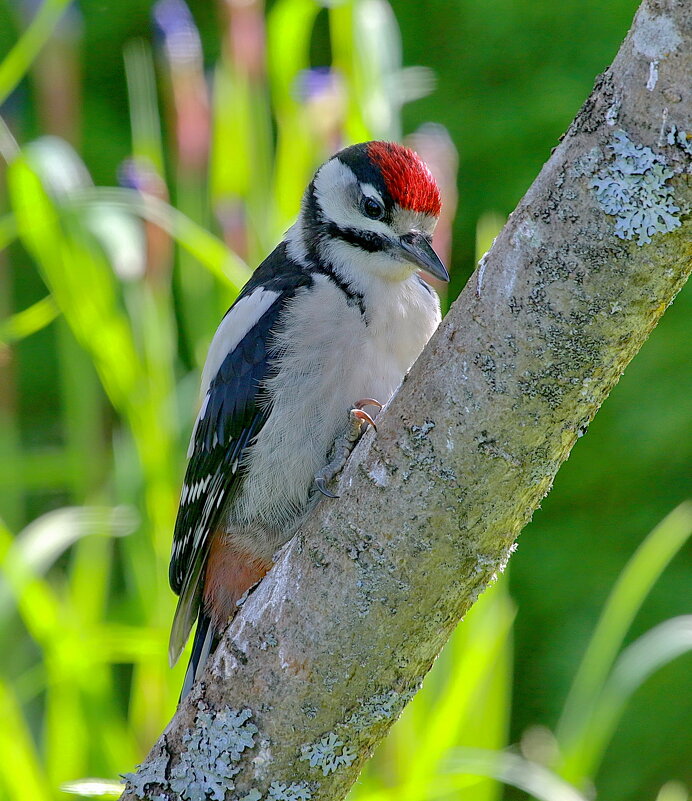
[367,141,442,217]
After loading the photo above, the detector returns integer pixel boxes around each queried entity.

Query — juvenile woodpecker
[169,141,448,698]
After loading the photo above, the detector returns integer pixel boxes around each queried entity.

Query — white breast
[230,272,441,550]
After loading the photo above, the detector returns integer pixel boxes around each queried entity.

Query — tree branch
[122,1,691,798]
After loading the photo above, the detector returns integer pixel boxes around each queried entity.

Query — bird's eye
[361,196,385,220]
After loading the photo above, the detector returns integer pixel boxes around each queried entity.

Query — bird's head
[298,141,449,285]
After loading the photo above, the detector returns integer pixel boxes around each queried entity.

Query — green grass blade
[7,156,143,411]
[0,506,135,623]
[267,0,322,229]
[556,501,692,770]
[475,212,506,262]
[123,38,165,176]
[210,62,251,208]
[0,679,52,801]
[352,747,589,801]
[0,294,59,343]
[445,749,590,801]
[656,781,689,801]
[45,661,91,789]
[564,616,692,782]
[67,187,250,291]
[351,0,403,140]
[244,81,277,260]
[267,0,320,114]
[8,153,176,573]
[0,0,73,106]
[62,778,123,798]
[329,1,370,142]
[0,212,17,251]
[401,581,515,792]
[0,516,64,647]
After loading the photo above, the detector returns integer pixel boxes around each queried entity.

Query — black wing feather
[168,243,314,601]
[169,301,282,596]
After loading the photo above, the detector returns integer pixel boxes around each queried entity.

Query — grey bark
[122,1,691,799]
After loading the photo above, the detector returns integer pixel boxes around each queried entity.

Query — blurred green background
[0,1,690,800]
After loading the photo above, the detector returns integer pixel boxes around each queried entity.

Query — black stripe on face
[320,268,366,317]
[304,179,389,256]
[300,183,373,318]
[303,183,322,234]
[325,222,387,254]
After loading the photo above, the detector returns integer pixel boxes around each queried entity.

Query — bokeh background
[0,1,690,800]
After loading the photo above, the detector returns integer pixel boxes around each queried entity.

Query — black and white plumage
[169,141,448,699]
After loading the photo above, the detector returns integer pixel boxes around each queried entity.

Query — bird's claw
[354,398,383,411]
[315,476,340,499]
[352,408,377,431]
[313,398,383,499]
[349,398,382,435]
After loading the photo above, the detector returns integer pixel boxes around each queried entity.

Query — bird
[169,140,448,699]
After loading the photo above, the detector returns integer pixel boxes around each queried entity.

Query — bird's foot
[314,399,382,498]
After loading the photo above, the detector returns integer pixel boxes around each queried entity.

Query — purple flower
[295,67,341,103]
[152,0,202,65]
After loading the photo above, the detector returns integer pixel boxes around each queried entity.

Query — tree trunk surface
[122,1,691,798]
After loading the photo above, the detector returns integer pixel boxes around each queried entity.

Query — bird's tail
[180,611,219,702]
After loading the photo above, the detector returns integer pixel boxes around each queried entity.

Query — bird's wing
[168,249,312,666]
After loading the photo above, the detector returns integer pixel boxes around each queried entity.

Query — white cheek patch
[284,221,308,266]
[199,288,280,397]
[323,238,412,285]
[313,159,391,236]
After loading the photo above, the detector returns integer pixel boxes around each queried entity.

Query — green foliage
[0,1,689,800]
[556,504,692,784]
[0,0,73,106]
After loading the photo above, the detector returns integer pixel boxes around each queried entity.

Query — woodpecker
[169,141,448,698]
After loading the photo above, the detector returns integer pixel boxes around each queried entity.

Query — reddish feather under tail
[180,531,272,701]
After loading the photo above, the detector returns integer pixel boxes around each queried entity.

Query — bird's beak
[396,233,449,283]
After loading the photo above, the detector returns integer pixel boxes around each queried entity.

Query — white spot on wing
[181,475,212,505]
[199,288,280,398]
[187,391,211,458]
[285,222,308,266]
